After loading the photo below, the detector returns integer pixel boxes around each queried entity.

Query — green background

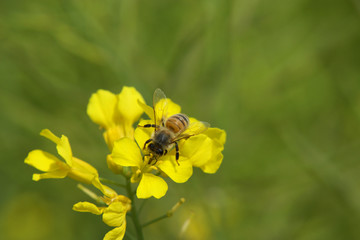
[1,0,360,239]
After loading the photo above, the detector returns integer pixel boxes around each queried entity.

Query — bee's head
[148,142,164,156]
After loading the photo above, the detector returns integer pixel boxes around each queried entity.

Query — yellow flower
[73,185,131,240]
[138,97,226,174]
[108,96,225,199]
[87,86,145,151]
[110,134,193,199]
[25,129,102,186]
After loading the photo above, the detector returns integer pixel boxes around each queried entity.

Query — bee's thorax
[153,129,172,146]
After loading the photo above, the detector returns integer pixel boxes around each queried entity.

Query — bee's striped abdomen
[165,113,189,134]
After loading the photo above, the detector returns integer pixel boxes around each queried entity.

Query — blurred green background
[1,0,360,239]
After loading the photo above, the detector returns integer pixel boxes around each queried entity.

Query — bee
[140,88,210,165]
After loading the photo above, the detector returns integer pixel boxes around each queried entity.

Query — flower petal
[157,157,193,183]
[204,128,226,146]
[165,99,181,117]
[111,138,142,167]
[137,100,153,120]
[67,157,99,184]
[181,135,211,163]
[113,195,131,210]
[181,134,223,174]
[137,173,168,199]
[32,171,68,181]
[25,150,69,181]
[103,126,128,150]
[200,152,224,174]
[117,86,145,125]
[134,120,153,149]
[40,129,73,166]
[140,98,181,120]
[71,157,98,175]
[25,150,68,172]
[106,154,123,174]
[103,202,127,227]
[87,89,117,129]
[92,178,118,198]
[40,129,60,144]
[73,201,104,215]
[103,224,126,240]
[57,135,74,166]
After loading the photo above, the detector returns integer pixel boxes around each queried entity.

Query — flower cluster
[73,184,131,240]
[24,86,226,240]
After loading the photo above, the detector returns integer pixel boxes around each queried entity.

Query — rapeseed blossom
[87,87,145,174]
[108,93,226,199]
[24,86,226,239]
[73,185,131,240]
[87,87,145,150]
[110,134,193,199]
[25,129,103,187]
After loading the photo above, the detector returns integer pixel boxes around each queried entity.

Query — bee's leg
[138,124,159,128]
[143,139,152,149]
[174,141,180,166]
[149,156,158,165]
[164,149,168,155]
[142,153,150,162]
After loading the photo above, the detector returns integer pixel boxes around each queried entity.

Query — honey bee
[140,89,210,165]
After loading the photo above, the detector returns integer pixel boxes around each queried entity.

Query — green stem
[142,198,185,228]
[138,199,148,215]
[142,214,169,228]
[126,178,144,240]
[99,177,126,188]
[125,229,137,240]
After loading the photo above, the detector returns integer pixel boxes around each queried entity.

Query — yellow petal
[25,150,69,181]
[103,202,127,227]
[40,129,60,144]
[130,168,142,183]
[117,86,145,125]
[87,89,117,129]
[164,99,181,117]
[157,157,193,183]
[181,135,211,163]
[73,201,104,215]
[103,126,128,151]
[153,98,181,125]
[200,152,224,174]
[113,195,131,211]
[106,154,123,174]
[25,150,69,172]
[92,177,118,199]
[137,100,153,120]
[134,120,153,149]
[111,138,142,167]
[32,171,68,181]
[181,134,223,174]
[67,157,99,184]
[57,135,74,166]
[136,173,168,199]
[40,129,73,166]
[204,128,226,146]
[140,97,181,121]
[103,224,126,240]
[72,157,98,174]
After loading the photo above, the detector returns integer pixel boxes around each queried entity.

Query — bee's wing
[172,121,210,142]
[153,88,168,128]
